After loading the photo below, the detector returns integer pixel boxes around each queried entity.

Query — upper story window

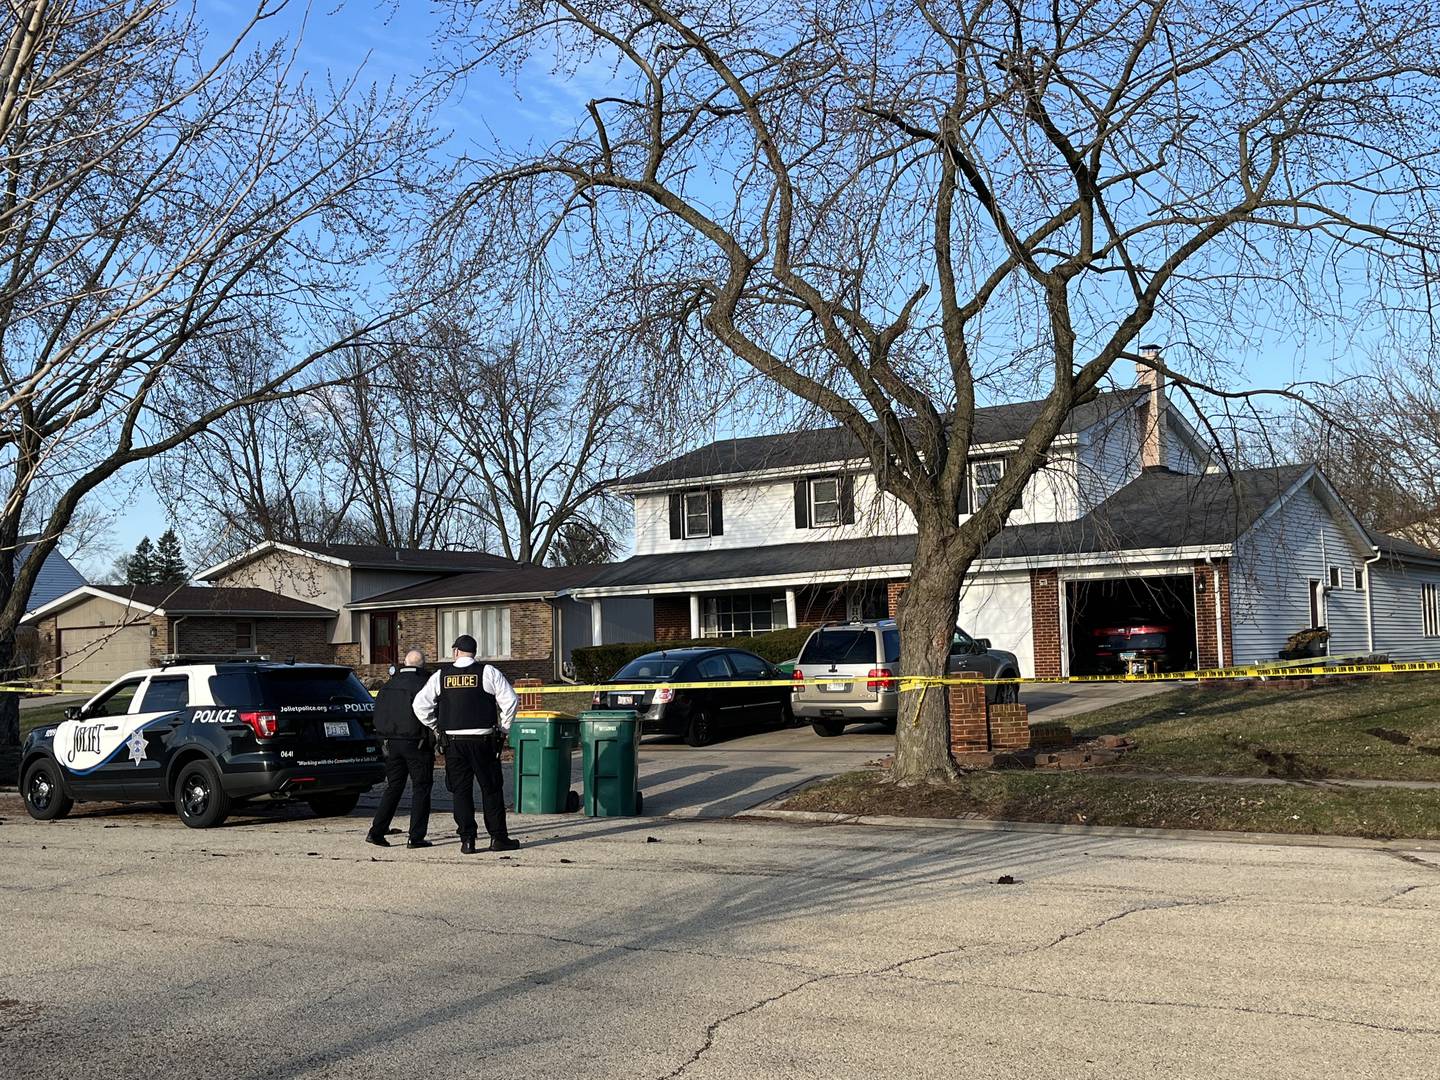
[669,489,724,540]
[969,459,1004,508]
[794,474,854,528]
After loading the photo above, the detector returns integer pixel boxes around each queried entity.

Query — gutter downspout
[166,616,187,663]
[1364,548,1383,653]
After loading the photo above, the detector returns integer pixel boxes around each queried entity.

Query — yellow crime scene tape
[6,659,1440,698]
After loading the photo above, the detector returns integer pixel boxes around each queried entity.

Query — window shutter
[793,478,810,529]
[668,493,683,539]
[958,466,971,515]
[709,488,724,536]
[839,474,855,524]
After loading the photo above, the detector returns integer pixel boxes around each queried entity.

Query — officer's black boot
[488,836,520,852]
[460,837,477,854]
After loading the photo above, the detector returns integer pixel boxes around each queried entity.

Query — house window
[1354,568,1365,592]
[702,594,788,637]
[1328,566,1342,589]
[235,621,254,652]
[809,477,841,526]
[439,606,511,659]
[683,491,710,538]
[1424,584,1440,638]
[970,459,1005,508]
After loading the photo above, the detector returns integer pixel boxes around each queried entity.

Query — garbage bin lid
[516,710,578,720]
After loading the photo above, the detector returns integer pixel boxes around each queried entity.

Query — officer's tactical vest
[436,664,499,734]
[373,667,429,738]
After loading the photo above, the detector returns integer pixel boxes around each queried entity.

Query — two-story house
[565,365,1440,675]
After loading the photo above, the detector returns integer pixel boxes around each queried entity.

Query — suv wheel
[811,719,845,738]
[174,759,232,829]
[307,792,361,818]
[993,678,1019,705]
[684,710,713,747]
[23,759,73,821]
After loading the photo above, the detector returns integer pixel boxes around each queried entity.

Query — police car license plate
[616,695,635,706]
[324,721,350,738]
[825,682,847,692]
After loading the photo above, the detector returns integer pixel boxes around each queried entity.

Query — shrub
[572,625,815,682]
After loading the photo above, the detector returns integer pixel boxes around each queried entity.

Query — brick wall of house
[160,617,335,665]
[1192,559,1233,668]
[357,600,557,683]
[886,580,908,618]
[397,608,438,661]
[797,587,847,624]
[654,596,691,641]
[1030,569,1062,676]
[32,615,57,677]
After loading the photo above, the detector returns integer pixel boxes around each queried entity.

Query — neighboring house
[197,541,521,669]
[24,585,334,685]
[17,539,87,613]
[557,367,1440,675]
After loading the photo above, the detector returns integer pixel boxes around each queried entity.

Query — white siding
[633,452,1081,556]
[1076,409,1140,512]
[957,573,1034,676]
[1230,482,1373,662]
[1368,561,1440,660]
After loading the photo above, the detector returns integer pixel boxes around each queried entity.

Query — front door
[370,613,397,667]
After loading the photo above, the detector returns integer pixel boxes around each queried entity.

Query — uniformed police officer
[366,649,435,849]
[412,634,519,854]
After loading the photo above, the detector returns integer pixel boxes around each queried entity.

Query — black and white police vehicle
[20,658,383,829]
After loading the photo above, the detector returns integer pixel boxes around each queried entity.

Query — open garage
[1066,574,1197,675]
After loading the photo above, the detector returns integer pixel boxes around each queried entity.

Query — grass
[1068,673,1440,782]
[18,699,72,739]
[780,769,1440,840]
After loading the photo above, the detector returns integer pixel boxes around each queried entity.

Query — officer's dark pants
[445,735,509,842]
[369,739,434,844]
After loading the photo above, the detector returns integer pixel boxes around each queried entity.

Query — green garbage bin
[510,711,582,814]
[579,710,644,816]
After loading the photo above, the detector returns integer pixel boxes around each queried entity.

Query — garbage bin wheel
[565,789,581,813]
[635,790,644,814]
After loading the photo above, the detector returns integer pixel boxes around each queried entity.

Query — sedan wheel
[684,710,714,747]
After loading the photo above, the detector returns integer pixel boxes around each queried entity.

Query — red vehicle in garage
[1089,620,1178,673]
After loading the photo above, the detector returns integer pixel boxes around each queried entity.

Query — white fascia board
[612,434,1080,496]
[196,540,353,581]
[21,584,163,624]
[348,591,559,611]
[568,543,1233,598]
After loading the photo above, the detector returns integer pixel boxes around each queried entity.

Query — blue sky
[99,0,1345,573]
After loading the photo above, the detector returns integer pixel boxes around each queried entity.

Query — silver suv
[792,619,1021,737]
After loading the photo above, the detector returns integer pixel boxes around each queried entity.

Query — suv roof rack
[158,652,270,668]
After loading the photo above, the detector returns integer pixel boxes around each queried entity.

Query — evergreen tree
[153,528,188,585]
[125,537,156,585]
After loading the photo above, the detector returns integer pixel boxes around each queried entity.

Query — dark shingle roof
[583,465,1313,589]
[620,392,1142,486]
[95,585,333,616]
[356,563,611,606]
[1370,530,1440,563]
[280,541,519,573]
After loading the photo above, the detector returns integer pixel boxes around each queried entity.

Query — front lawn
[1070,673,1440,781]
[781,770,1440,840]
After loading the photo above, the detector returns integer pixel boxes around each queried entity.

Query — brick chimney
[1136,344,1167,470]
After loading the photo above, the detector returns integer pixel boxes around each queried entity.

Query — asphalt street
[2,794,1438,1079]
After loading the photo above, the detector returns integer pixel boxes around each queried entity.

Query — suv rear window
[800,629,878,665]
[613,657,683,680]
[209,668,372,707]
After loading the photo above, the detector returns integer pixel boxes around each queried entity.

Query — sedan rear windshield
[612,658,683,680]
[800,630,877,665]
[209,669,372,707]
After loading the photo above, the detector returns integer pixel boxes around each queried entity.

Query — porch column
[689,594,702,639]
[590,599,604,646]
[785,589,798,629]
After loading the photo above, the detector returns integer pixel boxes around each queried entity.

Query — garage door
[57,624,150,686]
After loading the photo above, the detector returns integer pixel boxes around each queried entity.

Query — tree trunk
[891,527,968,785]
[0,632,18,750]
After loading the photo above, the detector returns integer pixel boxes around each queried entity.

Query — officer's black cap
[452,634,478,654]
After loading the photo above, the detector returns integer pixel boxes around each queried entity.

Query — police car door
[124,674,191,798]
[52,676,147,799]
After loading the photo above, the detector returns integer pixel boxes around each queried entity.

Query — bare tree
[443,0,1440,782]
[0,0,439,746]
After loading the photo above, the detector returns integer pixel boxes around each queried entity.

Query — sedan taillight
[655,687,675,704]
[240,710,278,739]
[866,668,897,693]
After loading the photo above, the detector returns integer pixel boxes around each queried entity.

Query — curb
[739,807,1440,853]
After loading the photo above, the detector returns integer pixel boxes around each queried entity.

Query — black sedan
[591,647,792,746]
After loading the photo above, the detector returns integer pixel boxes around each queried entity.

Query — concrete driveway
[2,803,1436,1079]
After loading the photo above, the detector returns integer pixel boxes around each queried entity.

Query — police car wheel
[306,792,360,818]
[174,760,231,829]
[22,759,73,821]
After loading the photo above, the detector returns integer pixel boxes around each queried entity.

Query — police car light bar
[158,653,271,667]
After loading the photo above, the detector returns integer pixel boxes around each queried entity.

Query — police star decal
[126,729,148,766]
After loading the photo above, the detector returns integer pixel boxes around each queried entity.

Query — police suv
[20,659,383,829]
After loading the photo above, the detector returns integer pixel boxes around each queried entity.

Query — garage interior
[1066,575,1198,675]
